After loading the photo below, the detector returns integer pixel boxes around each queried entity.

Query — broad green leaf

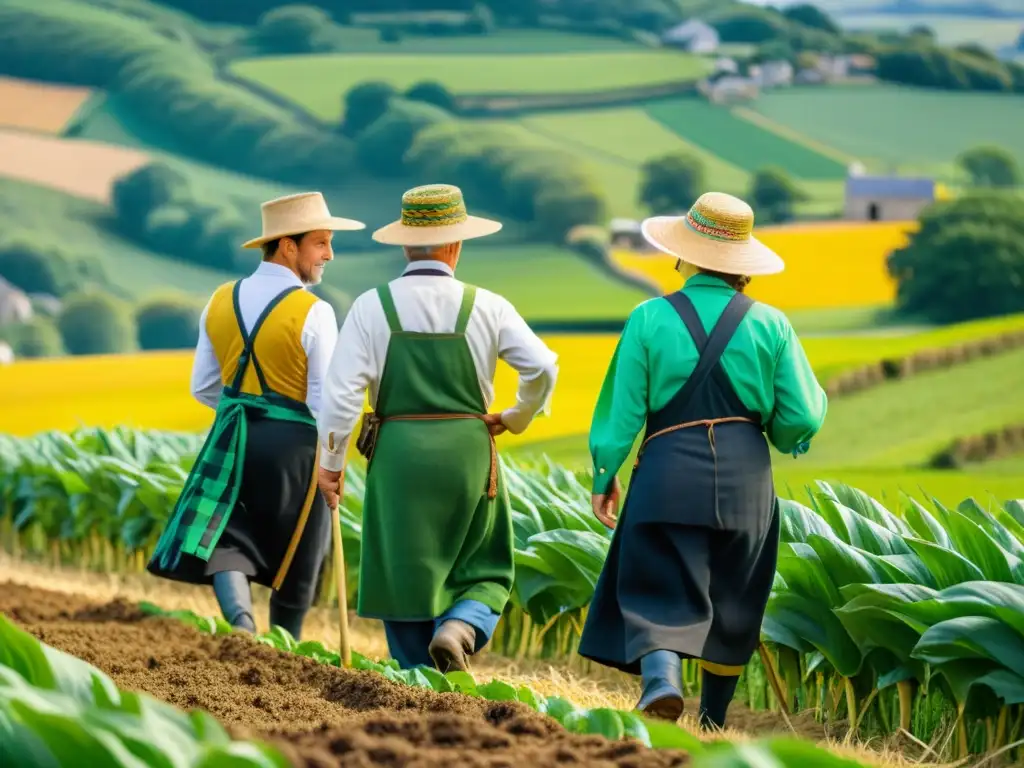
[903,538,986,589]
[764,592,862,678]
[542,696,578,725]
[444,671,478,696]
[642,717,705,752]
[581,708,624,740]
[912,616,1024,677]
[476,680,519,702]
[413,666,453,693]
[618,711,652,747]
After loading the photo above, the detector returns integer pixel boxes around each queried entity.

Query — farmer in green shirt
[577,192,827,729]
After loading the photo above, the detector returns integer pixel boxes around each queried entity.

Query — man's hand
[592,476,622,529]
[481,412,507,437]
[318,467,343,509]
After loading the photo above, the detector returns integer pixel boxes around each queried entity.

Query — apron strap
[377,284,403,333]
[229,280,301,395]
[454,284,477,334]
[659,291,754,416]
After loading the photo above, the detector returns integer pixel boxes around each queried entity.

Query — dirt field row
[4,580,698,767]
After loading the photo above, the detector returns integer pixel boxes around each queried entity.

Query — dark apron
[147,283,332,611]
[577,291,780,674]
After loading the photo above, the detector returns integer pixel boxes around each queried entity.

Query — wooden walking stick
[331,464,352,668]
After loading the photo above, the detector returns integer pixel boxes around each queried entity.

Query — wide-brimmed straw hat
[641,192,784,276]
[372,184,502,247]
[242,192,365,249]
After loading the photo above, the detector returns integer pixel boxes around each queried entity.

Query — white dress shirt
[317,260,559,471]
[190,261,339,417]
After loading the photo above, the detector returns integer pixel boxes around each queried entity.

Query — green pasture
[835,12,1024,48]
[228,51,715,122]
[486,109,845,219]
[645,96,849,181]
[326,244,653,321]
[748,84,1024,175]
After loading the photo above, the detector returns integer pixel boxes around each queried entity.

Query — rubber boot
[269,596,309,642]
[212,571,256,633]
[636,650,684,721]
[428,619,476,673]
[698,669,741,731]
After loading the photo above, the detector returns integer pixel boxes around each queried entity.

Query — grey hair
[404,245,444,259]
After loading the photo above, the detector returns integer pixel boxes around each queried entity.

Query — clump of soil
[1,581,691,767]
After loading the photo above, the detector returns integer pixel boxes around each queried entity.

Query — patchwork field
[747,85,1024,177]
[645,97,850,181]
[0,128,149,204]
[228,51,715,121]
[0,75,92,133]
[612,221,916,311]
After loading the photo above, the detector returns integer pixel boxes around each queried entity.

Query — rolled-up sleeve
[495,297,559,435]
[190,298,222,410]
[588,309,648,494]
[317,296,374,471]
[768,320,828,455]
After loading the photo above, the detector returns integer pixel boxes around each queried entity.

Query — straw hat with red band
[641,192,784,276]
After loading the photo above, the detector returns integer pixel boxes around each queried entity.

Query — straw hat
[372,184,502,247]
[641,192,784,276]
[242,192,365,249]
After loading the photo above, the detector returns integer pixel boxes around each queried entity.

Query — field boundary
[825,327,1024,398]
[731,105,859,166]
[930,422,1024,469]
[457,79,703,116]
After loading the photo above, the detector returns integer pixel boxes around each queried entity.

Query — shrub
[887,191,1024,323]
[0,240,71,296]
[341,82,398,137]
[9,316,63,358]
[356,99,451,176]
[135,294,203,350]
[405,81,457,113]
[57,290,135,355]
[251,5,336,54]
[640,153,705,215]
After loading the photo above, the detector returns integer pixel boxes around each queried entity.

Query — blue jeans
[382,599,499,669]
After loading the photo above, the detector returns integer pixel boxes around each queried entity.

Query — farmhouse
[661,20,719,53]
[609,218,647,249]
[844,175,936,221]
[750,60,794,88]
[700,74,759,104]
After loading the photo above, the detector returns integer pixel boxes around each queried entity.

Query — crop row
[2,427,1023,761]
[0,605,871,767]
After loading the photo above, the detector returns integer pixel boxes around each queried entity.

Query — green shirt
[589,274,828,494]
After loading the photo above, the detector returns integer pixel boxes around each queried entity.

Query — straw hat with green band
[372,184,502,246]
[641,192,784,276]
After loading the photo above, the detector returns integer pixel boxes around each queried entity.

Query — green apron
[357,281,515,621]
[149,281,318,575]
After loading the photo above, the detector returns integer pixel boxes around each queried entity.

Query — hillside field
[612,221,915,312]
[228,50,715,121]
[0,75,91,133]
[746,84,1024,177]
[835,12,1024,48]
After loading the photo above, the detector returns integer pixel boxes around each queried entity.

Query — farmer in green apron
[316,184,559,672]
[147,192,365,642]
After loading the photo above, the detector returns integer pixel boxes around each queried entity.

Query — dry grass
[0,552,935,767]
[0,75,93,134]
[0,127,149,203]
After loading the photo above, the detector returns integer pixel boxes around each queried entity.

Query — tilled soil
[2,582,692,767]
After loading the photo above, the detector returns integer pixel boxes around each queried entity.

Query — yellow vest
[205,281,319,403]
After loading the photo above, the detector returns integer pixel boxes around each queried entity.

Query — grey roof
[846,176,935,199]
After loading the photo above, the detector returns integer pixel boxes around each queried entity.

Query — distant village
[660,19,878,105]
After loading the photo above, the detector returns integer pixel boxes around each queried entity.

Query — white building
[662,20,719,53]
[751,60,794,88]
[844,175,936,221]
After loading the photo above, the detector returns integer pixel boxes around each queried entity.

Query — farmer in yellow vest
[147,192,365,642]
[577,192,827,729]
[316,184,558,672]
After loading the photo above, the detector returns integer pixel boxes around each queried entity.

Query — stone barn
[844,175,936,221]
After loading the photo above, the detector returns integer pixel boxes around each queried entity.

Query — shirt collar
[684,273,735,291]
[402,260,454,277]
[254,260,305,287]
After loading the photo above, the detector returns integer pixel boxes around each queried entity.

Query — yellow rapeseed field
[613,221,916,310]
[0,338,620,448]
